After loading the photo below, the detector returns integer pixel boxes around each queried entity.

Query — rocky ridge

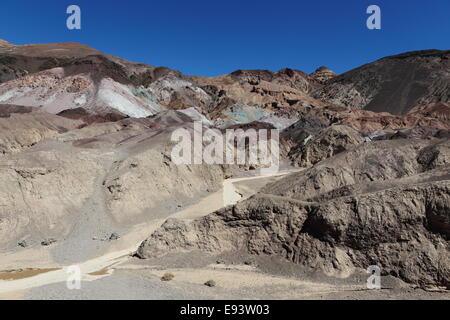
[137,139,450,289]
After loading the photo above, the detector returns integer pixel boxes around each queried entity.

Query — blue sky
[1,0,449,76]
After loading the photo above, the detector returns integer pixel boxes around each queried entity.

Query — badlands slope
[0,108,225,262]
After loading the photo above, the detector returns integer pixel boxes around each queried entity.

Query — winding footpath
[0,169,296,295]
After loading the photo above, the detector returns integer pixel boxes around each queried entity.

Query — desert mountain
[314,50,450,114]
[0,41,448,297]
[0,39,14,47]
[0,42,324,127]
[1,42,449,130]
[0,42,175,117]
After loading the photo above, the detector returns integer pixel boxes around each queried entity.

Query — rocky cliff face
[137,139,450,289]
[287,125,364,167]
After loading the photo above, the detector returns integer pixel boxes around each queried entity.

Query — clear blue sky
[1,0,449,76]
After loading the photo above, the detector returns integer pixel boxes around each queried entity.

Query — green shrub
[161,272,175,281]
[204,280,216,287]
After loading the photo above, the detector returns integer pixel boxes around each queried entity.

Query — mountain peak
[314,66,332,72]
[310,66,336,84]
[0,39,14,47]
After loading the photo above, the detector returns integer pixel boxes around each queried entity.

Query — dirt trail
[0,169,297,296]
[223,170,300,206]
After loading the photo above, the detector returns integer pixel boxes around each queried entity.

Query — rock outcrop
[287,125,364,167]
[0,40,14,47]
[0,104,83,154]
[310,66,337,84]
[408,102,450,123]
[137,139,450,289]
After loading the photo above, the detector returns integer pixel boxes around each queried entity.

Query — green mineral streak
[225,103,267,123]
[132,88,157,102]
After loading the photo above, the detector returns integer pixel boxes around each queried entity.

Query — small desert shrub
[204,280,216,287]
[161,272,174,281]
